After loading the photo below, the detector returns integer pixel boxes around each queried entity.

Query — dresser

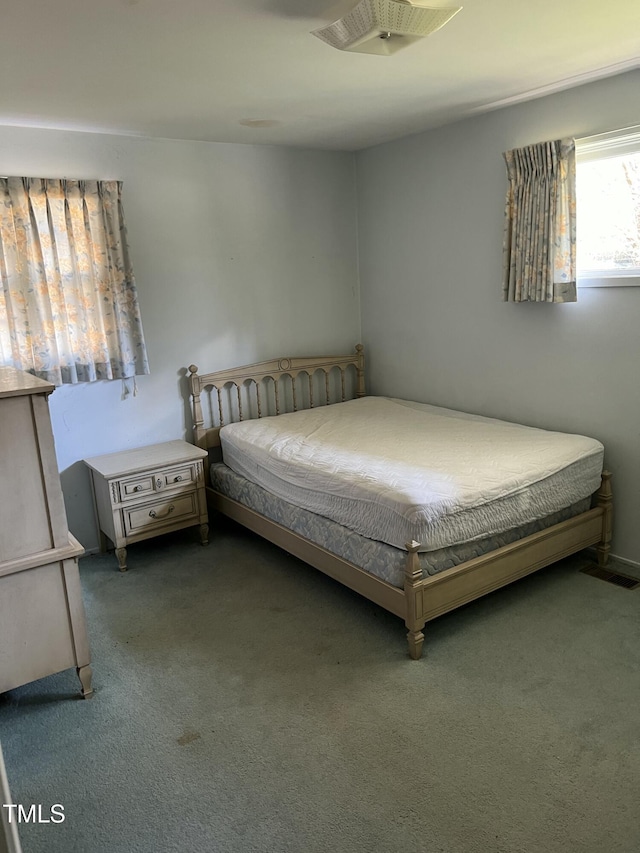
[84,440,209,571]
[0,368,93,699]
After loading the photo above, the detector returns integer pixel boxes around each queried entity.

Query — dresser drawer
[123,493,198,536]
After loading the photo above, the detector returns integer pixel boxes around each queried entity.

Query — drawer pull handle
[134,485,143,492]
[156,478,162,488]
[149,505,175,519]
[174,475,183,482]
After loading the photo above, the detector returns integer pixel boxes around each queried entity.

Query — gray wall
[356,69,640,565]
[2,71,638,562]
[0,127,360,550]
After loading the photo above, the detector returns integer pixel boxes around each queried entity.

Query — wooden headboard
[188,344,365,450]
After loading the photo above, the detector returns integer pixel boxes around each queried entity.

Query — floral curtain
[502,138,577,303]
[0,178,149,385]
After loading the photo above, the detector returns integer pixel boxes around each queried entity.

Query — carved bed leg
[595,470,613,568]
[407,629,425,660]
[404,540,427,660]
[200,523,209,545]
[77,665,94,699]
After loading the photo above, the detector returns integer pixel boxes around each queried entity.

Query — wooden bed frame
[188,345,612,660]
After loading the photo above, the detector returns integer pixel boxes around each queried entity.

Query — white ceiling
[1,0,639,151]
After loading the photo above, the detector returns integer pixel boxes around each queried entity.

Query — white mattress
[219,397,604,552]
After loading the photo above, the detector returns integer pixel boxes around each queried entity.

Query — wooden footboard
[208,472,612,660]
[403,471,611,658]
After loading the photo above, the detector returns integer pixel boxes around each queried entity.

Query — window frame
[576,125,640,288]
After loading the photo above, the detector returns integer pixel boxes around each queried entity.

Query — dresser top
[84,439,208,478]
[0,367,55,398]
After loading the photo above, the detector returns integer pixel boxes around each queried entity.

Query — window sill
[578,275,640,288]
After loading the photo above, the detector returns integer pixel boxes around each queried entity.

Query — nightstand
[84,440,209,571]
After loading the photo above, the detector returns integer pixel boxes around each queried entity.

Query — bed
[187,345,612,659]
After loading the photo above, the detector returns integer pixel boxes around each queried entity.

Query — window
[576,126,640,287]
[0,177,149,386]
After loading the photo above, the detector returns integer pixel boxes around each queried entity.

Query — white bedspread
[219,397,604,552]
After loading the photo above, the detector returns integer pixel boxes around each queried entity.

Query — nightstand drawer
[118,463,200,503]
[123,492,198,535]
[119,475,155,501]
[162,465,197,489]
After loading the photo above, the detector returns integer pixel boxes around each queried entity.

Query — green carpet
[1,519,639,853]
